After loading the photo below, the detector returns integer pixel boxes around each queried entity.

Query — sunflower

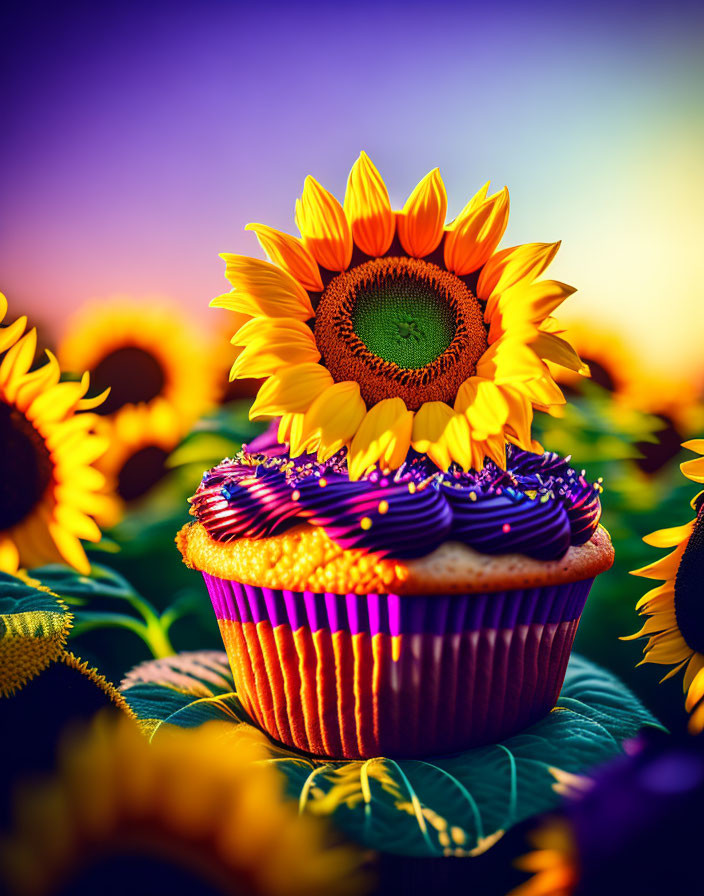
[626,438,704,729]
[0,712,365,896]
[511,820,578,896]
[213,153,586,478]
[0,294,109,574]
[58,299,220,431]
[550,318,702,471]
[92,399,183,525]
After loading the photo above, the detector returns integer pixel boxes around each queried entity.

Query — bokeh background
[3,0,704,727]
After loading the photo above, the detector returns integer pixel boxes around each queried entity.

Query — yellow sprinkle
[319,478,327,487]
[378,500,389,515]
[469,491,477,501]
[408,482,416,494]
[291,490,301,501]
[361,517,372,530]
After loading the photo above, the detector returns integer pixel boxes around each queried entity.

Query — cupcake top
[189,444,603,563]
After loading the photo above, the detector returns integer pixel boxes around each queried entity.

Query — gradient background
[2,0,703,381]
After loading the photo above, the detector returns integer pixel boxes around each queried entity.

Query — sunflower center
[314,257,487,410]
[0,403,53,530]
[92,347,166,415]
[674,499,704,654]
[117,446,169,501]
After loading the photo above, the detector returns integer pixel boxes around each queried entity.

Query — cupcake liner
[204,574,593,759]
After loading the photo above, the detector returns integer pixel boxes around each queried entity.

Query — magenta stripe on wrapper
[204,574,594,758]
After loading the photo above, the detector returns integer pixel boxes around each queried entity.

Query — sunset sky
[3,0,703,379]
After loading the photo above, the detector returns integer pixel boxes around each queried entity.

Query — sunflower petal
[214,256,314,320]
[631,544,687,580]
[0,537,20,574]
[530,331,589,375]
[347,398,413,480]
[643,520,695,548]
[47,522,91,575]
[0,315,27,354]
[295,176,352,272]
[444,187,509,276]
[230,323,320,380]
[396,168,447,258]
[681,457,704,483]
[411,402,472,471]
[500,385,534,450]
[344,151,395,257]
[682,439,704,456]
[0,328,37,393]
[298,381,367,462]
[245,223,323,292]
[455,378,510,441]
[249,363,334,421]
[477,241,561,302]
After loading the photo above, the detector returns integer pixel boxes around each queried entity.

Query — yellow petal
[214,256,314,320]
[245,223,323,292]
[446,182,490,227]
[295,176,352,272]
[278,412,305,449]
[54,505,102,542]
[487,280,577,339]
[347,398,413,480]
[0,328,37,391]
[681,457,704,483]
[0,291,6,322]
[477,241,561,302]
[500,385,534,451]
[631,543,687,580]
[0,315,27,354]
[302,381,367,462]
[643,520,694,548]
[635,583,674,613]
[344,151,395,257]
[411,402,472,471]
[476,338,545,384]
[230,322,319,380]
[47,522,90,575]
[444,187,509,276]
[0,537,20,574]
[454,377,509,441]
[685,664,704,711]
[396,168,447,258]
[249,363,334,420]
[682,439,704,456]
[530,331,588,375]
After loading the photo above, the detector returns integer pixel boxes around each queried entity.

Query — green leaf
[121,651,662,857]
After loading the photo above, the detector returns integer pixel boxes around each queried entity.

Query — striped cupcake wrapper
[203,575,593,759]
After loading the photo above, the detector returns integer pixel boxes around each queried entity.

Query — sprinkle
[378,500,389,515]
[502,523,511,533]
[380,477,389,488]
[360,516,372,530]
[319,478,327,488]
[408,482,417,494]
[291,490,301,501]
[469,491,477,501]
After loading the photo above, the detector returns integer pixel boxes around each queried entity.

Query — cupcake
[178,152,614,758]
[178,445,612,758]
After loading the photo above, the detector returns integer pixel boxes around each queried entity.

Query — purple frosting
[189,444,603,562]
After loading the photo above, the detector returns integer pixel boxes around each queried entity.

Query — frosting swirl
[190,444,603,562]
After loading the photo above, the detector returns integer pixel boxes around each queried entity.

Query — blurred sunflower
[512,731,704,896]
[58,299,220,430]
[0,713,366,896]
[551,318,702,471]
[626,439,704,731]
[93,400,183,525]
[511,820,578,896]
[0,294,108,574]
[214,152,586,478]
